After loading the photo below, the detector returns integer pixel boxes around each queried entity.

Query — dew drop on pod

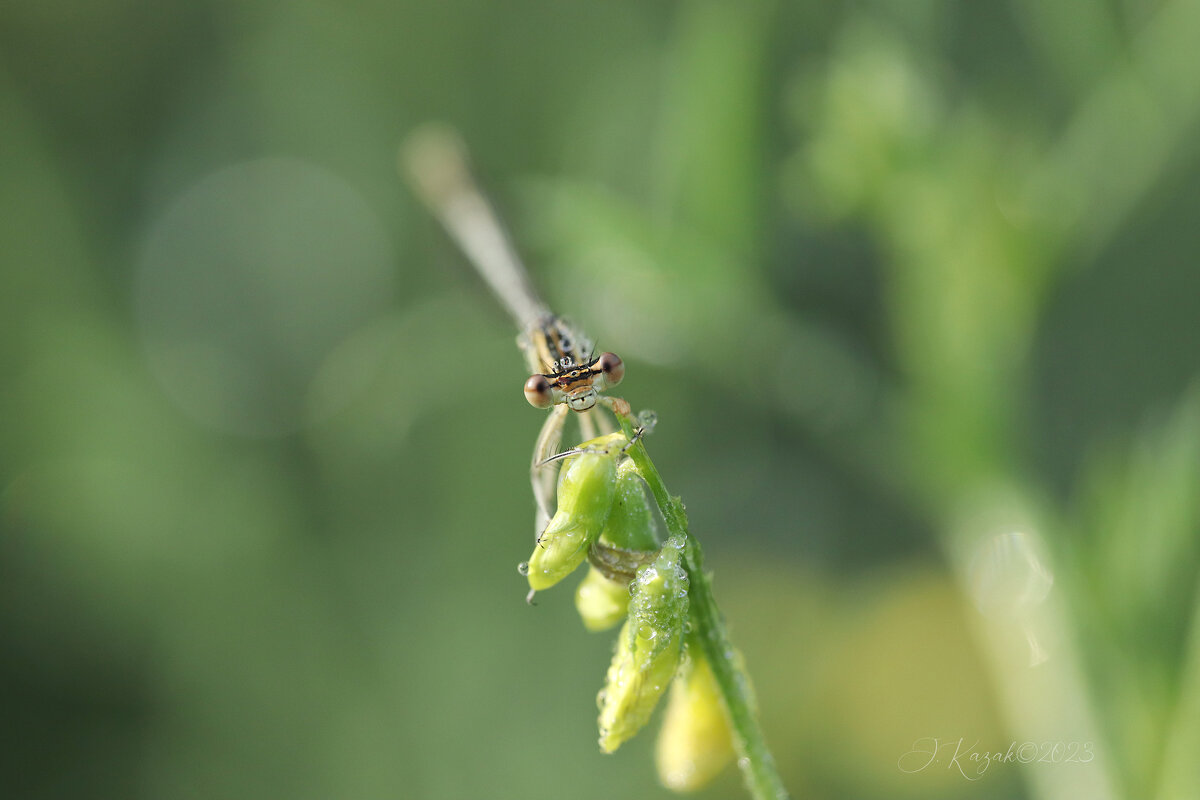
[597,535,688,753]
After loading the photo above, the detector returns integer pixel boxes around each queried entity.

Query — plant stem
[617,413,789,800]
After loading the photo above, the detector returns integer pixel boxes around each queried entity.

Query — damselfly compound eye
[596,352,624,387]
[524,374,554,408]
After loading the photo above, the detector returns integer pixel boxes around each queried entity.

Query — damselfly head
[522,351,625,411]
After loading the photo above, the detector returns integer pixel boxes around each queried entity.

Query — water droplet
[516,561,530,576]
[637,409,658,433]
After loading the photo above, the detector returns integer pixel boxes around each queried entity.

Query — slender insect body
[403,128,625,533]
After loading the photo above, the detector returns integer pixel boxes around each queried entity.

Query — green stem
[617,414,789,800]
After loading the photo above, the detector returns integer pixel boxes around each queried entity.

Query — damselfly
[402,126,630,534]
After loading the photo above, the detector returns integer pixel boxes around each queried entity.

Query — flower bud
[600,460,659,552]
[526,433,624,591]
[656,646,735,792]
[575,566,630,632]
[597,535,689,753]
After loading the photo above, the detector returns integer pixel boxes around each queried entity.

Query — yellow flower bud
[526,433,624,591]
[597,536,689,753]
[656,648,736,792]
[575,565,630,632]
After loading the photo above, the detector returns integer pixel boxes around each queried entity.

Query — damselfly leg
[530,404,567,532]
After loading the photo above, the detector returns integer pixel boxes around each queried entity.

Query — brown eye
[596,352,624,387]
[524,374,554,408]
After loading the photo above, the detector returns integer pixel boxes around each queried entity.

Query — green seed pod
[575,566,630,632]
[526,433,624,592]
[575,461,659,630]
[597,535,689,754]
[600,460,659,552]
[655,644,735,792]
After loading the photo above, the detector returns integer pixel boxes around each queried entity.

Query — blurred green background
[3,1,1200,799]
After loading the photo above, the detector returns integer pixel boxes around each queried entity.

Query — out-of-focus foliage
[2,1,1199,799]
